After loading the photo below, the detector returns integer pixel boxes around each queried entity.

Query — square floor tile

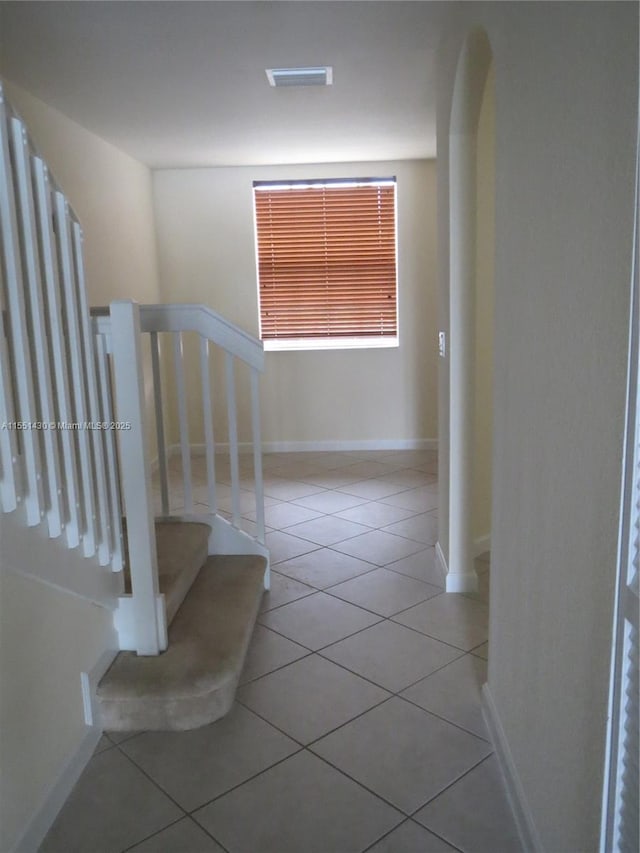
[275,548,377,589]
[401,654,489,739]
[320,620,462,693]
[293,490,368,513]
[341,460,402,478]
[40,748,182,853]
[239,625,309,685]
[382,486,439,513]
[382,512,438,545]
[393,594,489,651]
[217,491,280,515]
[380,450,437,468]
[334,501,417,529]
[128,817,225,852]
[338,479,410,500]
[120,704,298,811]
[194,750,402,853]
[259,571,315,612]
[414,756,523,853]
[386,548,445,587]
[265,530,320,564]
[378,469,436,489]
[259,592,381,650]
[268,462,323,481]
[415,460,439,475]
[333,530,425,566]
[284,515,370,546]
[327,568,441,616]
[263,479,326,501]
[246,502,321,529]
[238,654,389,744]
[306,451,361,469]
[297,471,364,489]
[368,820,458,853]
[311,697,491,814]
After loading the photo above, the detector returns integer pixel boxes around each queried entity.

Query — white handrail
[138,303,264,371]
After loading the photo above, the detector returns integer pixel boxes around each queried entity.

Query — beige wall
[4,81,160,307]
[4,79,162,460]
[438,3,637,850]
[0,570,115,851]
[473,62,494,542]
[152,160,437,446]
[0,82,161,851]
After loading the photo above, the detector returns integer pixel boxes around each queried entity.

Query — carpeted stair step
[98,555,267,731]
[124,520,211,626]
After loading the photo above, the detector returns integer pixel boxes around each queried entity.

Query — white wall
[152,160,437,447]
[438,3,637,850]
[0,81,161,851]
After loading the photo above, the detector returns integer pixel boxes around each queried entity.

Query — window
[253,177,398,350]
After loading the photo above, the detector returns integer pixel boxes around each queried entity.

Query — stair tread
[99,555,266,730]
[123,520,211,595]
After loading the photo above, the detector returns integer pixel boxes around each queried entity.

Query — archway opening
[446,29,494,594]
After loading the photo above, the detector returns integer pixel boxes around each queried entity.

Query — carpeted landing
[99,529,266,731]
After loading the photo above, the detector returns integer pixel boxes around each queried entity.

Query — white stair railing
[137,304,267,557]
[0,82,123,574]
[1,81,268,658]
[93,301,269,655]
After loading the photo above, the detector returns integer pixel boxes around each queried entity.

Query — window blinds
[254,179,397,341]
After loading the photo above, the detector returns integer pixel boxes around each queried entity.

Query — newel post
[110,300,166,655]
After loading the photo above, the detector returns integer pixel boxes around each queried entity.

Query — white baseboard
[435,540,449,579]
[482,684,544,853]
[445,570,479,593]
[260,438,438,453]
[81,649,118,727]
[163,439,438,457]
[438,540,479,593]
[474,534,491,557]
[12,725,102,853]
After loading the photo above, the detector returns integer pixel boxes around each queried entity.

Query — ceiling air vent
[266,66,333,88]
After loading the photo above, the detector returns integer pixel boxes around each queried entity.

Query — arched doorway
[446,28,494,593]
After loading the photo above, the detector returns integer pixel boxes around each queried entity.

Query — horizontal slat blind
[254,180,397,340]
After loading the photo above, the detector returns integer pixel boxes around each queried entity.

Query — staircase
[99,519,266,731]
[0,82,269,732]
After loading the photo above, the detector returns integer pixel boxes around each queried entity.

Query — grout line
[186,745,306,815]
[58,454,499,852]
[359,817,466,853]
[237,648,314,687]
[306,748,411,818]
[397,691,493,745]
[114,745,190,817]
[120,814,236,853]
[407,751,497,821]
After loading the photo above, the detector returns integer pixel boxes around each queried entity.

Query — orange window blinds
[254,178,397,342]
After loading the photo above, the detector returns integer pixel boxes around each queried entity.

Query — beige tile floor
[41,450,521,853]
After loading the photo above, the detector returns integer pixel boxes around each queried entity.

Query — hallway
[41,449,519,853]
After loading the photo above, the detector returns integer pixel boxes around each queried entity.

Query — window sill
[263,337,399,353]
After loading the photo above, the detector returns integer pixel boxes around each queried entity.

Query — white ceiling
[0,1,449,168]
